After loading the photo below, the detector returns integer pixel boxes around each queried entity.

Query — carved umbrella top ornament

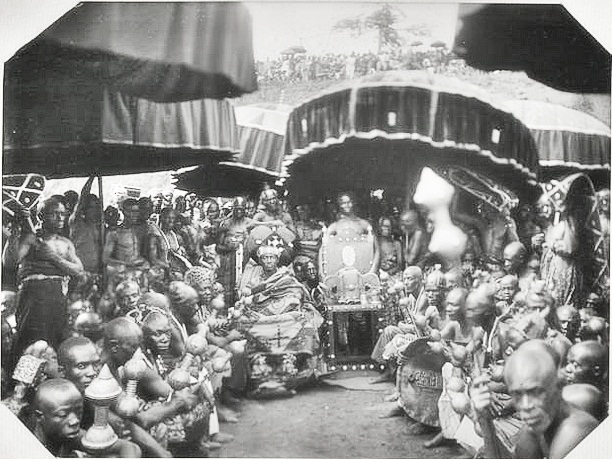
[82,364,122,450]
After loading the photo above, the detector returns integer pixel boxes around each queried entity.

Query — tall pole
[98,174,105,284]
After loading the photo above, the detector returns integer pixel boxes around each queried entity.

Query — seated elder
[101,317,229,455]
[57,336,172,457]
[32,378,141,457]
[370,266,424,384]
[184,266,247,407]
[470,340,599,459]
[236,245,323,396]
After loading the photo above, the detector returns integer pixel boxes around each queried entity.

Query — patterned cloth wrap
[143,353,213,446]
[237,268,323,393]
[184,266,234,390]
[540,174,608,305]
[184,266,216,292]
[379,272,404,327]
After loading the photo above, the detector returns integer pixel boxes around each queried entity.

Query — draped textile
[238,268,322,354]
[6,2,257,102]
[283,71,539,201]
[236,267,323,392]
[173,103,291,196]
[453,4,611,93]
[4,69,239,178]
[505,99,611,188]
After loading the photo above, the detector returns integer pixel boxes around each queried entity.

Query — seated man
[236,245,323,396]
[184,267,247,408]
[370,266,424,384]
[167,281,208,337]
[101,317,230,455]
[58,336,171,457]
[471,340,599,459]
[502,242,527,277]
[556,304,580,342]
[32,378,141,457]
[563,341,608,388]
[495,275,519,316]
[116,280,142,318]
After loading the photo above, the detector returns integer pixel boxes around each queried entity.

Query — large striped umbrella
[3,68,240,178]
[282,71,540,203]
[174,104,292,197]
[454,4,611,94]
[505,99,611,189]
[5,2,257,102]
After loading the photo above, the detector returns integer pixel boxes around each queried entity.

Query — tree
[333,4,403,53]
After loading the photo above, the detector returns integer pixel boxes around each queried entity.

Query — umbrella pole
[98,175,106,294]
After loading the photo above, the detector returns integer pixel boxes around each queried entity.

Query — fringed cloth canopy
[173,103,292,197]
[4,70,240,178]
[505,99,611,189]
[5,2,257,102]
[282,71,540,203]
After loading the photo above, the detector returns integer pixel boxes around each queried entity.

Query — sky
[245,2,459,60]
[1,1,611,64]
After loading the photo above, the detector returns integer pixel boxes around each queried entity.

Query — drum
[397,337,447,427]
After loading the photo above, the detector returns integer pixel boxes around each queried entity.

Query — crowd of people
[0,171,610,458]
[255,46,457,83]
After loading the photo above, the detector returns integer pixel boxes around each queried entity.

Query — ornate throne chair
[318,223,384,372]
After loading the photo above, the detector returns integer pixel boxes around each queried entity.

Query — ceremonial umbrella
[5,2,257,103]
[453,4,611,94]
[3,68,240,178]
[282,71,540,203]
[4,1,257,177]
[3,2,254,270]
[173,103,292,197]
[505,99,611,189]
[281,46,307,56]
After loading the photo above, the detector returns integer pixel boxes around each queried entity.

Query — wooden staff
[472,345,502,459]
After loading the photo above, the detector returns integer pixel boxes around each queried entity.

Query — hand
[469,374,492,415]
[488,391,505,417]
[17,206,32,224]
[552,240,568,254]
[211,321,230,337]
[172,388,199,413]
[132,257,149,267]
[398,322,413,334]
[531,233,545,249]
[114,418,132,440]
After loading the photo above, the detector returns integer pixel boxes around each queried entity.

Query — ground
[218,377,470,459]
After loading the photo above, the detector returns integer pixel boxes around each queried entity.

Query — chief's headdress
[184,266,215,289]
[260,189,277,201]
[257,245,280,258]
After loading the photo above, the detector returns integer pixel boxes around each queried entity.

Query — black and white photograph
[1,1,611,458]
